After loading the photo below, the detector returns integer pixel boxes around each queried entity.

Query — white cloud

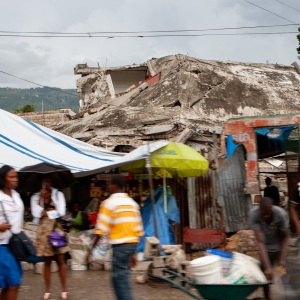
[0,0,298,88]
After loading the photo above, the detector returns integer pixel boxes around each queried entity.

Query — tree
[297,27,300,56]
[15,104,35,113]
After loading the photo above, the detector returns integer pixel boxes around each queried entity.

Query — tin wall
[186,172,222,250]
[194,172,222,229]
[217,145,252,232]
[187,145,251,235]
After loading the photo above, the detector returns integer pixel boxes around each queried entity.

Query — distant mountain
[0,87,80,113]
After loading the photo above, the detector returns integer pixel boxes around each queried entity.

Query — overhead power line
[0,31,297,38]
[0,23,298,35]
[243,0,296,23]
[0,70,79,97]
[273,0,300,13]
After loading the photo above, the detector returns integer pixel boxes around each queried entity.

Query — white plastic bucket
[219,257,232,276]
[189,255,221,272]
[193,269,222,284]
[189,256,222,283]
[205,249,233,276]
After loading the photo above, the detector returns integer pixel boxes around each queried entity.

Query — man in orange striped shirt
[91,174,144,300]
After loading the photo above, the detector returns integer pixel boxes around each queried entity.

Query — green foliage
[297,27,300,55]
[0,87,79,113]
[15,104,35,113]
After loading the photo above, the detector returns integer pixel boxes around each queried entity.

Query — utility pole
[42,99,45,126]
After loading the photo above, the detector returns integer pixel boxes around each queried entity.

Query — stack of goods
[68,230,93,270]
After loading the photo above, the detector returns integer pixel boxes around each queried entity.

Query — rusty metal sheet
[192,172,222,230]
[186,172,223,250]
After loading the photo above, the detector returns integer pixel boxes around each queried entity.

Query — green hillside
[0,87,80,113]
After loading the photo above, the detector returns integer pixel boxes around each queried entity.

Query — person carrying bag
[31,177,70,300]
[0,165,24,300]
[0,201,36,261]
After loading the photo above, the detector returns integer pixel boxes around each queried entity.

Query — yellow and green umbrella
[121,142,208,177]
[121,142,209,212]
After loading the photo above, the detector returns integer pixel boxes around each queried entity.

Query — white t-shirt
[0,189,24,244]
[30,188,66,223]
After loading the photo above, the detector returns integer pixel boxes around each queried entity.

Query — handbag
[49,220,68,248]
[0,201,36,261]
[49,231,68,248]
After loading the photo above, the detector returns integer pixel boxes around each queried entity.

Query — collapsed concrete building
[54,55,300,158]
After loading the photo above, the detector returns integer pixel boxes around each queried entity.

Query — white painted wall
[109,70,147,94]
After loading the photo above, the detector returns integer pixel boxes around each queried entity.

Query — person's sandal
[43,293,51,300]
[61,292,69,299]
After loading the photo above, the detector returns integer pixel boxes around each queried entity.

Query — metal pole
[163,174,167,213]
[146,142,159,240]
[42,99,45,126]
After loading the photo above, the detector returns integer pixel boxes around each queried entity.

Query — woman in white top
[0,165,24,300]
[31,176,69,300]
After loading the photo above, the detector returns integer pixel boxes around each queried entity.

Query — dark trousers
[112,243,137,300]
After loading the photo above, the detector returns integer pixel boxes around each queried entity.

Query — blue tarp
[137,186,180,253]
[226,135,239,158]
[226,126,294,159]
[255,126,293,141]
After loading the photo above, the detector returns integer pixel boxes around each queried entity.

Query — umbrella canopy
[18,162,75,193]
[121,142,209,177]
[122,142,209,215]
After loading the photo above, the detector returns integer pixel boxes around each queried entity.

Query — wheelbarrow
[157,269,269,300]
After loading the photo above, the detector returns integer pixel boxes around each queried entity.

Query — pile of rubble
[52,54,300,152]
[225,230,259,259]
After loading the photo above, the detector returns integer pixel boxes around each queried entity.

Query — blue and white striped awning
[0,109,169,177]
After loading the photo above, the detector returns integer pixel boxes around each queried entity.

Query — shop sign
[90,186,102,198]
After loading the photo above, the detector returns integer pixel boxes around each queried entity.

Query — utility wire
[0,23,298,35]
[243,0,295,23]
[0,31,297,38]
[0,70,79,97]
[273,0,300,13]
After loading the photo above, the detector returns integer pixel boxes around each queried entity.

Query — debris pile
[53,55,300,152]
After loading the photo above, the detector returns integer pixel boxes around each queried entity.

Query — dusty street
[18,268,289,300]
[20,269,188,300]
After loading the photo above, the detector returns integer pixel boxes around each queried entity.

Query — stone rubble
[52,55,300,154]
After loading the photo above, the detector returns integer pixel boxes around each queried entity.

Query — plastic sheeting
[226,135,239,158]
[226,126,294,159]
[255,126,293,141]
[137,186,180,252]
